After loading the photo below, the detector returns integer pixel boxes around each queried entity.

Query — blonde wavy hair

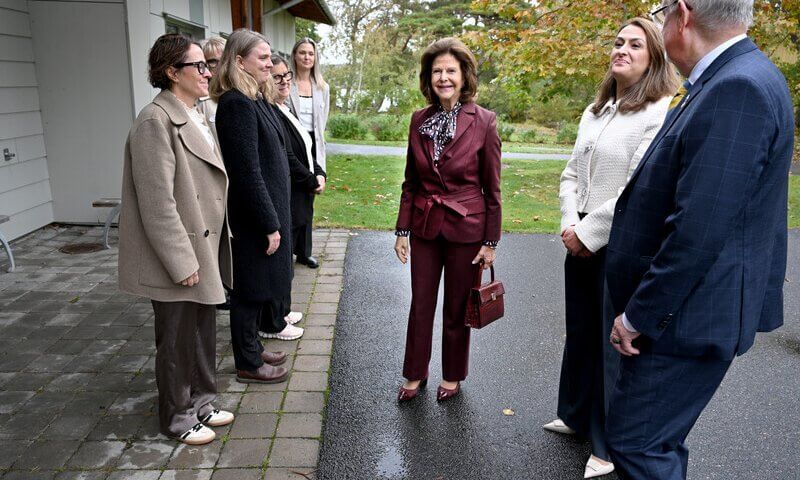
[209,29,274,102]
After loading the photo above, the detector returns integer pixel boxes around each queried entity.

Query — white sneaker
[284,311,303,325]
[542,418,576,434]
[178,423,215,445]
[260,324,304,340]
[584,456,615,479]
[200,408,234,427]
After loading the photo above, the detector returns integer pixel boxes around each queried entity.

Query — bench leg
[102,204,122,249]
[0,230,14,273]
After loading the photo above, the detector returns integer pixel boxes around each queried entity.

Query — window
[164,14,206,40]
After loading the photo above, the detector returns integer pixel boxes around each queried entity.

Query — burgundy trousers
[403,234,482,382]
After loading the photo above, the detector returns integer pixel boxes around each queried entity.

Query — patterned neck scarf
[419,102,462,164]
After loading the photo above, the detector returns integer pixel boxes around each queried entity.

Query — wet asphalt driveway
[317,231,800,480]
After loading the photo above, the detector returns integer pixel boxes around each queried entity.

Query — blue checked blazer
[605,38,795,360]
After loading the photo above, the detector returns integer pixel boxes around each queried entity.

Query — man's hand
[610,314,641,356]
[180,271,200,287]
[266,231,281,256]
[314,176,326,194]
[394,236,409,264]
[562,226,592,257]
[471,246,496,270]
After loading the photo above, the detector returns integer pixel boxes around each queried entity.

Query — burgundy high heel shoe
[436,382,460,402]
[397,378,428,403]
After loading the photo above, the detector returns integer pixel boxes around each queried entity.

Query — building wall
[0,0,55,240]
[263,0,296,56]
[28,0,134,226]
[128,0,233,115]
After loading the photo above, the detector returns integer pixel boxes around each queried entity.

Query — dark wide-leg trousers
[152,300,217,437]
[293,221,313,259]
[257,295,290,334]
[229,295,268,372]
[606,348,732,479]
[557,248,610,460]
[402,235,481,382]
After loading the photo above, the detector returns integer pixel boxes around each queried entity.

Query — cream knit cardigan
[559,95,671,253]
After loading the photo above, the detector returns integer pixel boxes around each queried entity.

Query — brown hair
[148,34,199,90]
[209,29,272,102]
[419,37,478,106]
[591,17,680,115]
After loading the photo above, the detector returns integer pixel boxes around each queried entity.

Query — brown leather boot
[236,364,289,384]
[261,350,288,366]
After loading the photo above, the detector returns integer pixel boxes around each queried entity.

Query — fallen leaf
[533,216,540,221]
[503,408,515,416]
[512,219,522,224]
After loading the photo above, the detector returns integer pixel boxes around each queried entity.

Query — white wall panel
[0,111,44,140]
[0,34,34,61]
[0,9,31,36]
[29,1,133,223]
[0,87,40,114]
[0,61,38,87]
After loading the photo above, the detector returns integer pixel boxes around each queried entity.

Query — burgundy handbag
[465,265,505,329]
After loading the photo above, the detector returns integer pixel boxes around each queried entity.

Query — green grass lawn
[315,154,800,233]
[327,137,572,154]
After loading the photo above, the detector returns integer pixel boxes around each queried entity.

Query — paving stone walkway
[0,224,349,480]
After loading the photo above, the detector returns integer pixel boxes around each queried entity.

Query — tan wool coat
[118,90,232,304]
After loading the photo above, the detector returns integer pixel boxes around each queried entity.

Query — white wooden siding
[0,2,54,241]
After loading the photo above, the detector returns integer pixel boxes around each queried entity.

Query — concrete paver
[0,225,348,479]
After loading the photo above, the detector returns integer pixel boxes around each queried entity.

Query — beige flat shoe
[542,418,576,435]
[584,456,615,479]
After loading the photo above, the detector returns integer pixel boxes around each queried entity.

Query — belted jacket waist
[411,186,486,241]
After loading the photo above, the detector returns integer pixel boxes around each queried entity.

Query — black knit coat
[216,90,293,301]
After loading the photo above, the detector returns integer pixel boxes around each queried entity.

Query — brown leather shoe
[236,364,289,384]
[261,350,288,366]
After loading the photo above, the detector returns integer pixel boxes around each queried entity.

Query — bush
[497,123,516,142]
[368,115,408,141]
[556,122,579,144]
[519,128,540,143]
[327,114,368,140]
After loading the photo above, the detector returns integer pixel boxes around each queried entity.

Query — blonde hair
[202,36,226,59]
[291,38,328,89]
[591,18,680,115]
[209,29,273,102]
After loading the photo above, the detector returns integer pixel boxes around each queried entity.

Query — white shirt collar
[687,34,747,85]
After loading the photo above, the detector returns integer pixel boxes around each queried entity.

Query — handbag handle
[473,264,495,288]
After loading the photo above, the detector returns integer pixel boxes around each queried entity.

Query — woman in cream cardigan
[287,37,330,269]
[547,18,679,479]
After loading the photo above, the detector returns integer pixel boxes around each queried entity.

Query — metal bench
[0,215,14,272]
[92,198,122,249]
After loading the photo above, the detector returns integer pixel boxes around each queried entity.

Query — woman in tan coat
[118,34,244,445]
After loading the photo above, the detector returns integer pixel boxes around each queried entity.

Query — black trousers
[230,295,268,372]
[557,248,610,460]
[258,295,290,334]
[293,222,313,259]
[152,300,217,437]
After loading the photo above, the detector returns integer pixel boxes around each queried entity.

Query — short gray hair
[685,0,754,32]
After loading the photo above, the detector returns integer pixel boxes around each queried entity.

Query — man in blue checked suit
[603,0,795,478]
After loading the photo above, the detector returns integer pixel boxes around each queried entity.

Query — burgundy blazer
[396,102,502,244]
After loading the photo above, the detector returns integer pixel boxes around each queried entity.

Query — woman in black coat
[210,29,293,384]
[269,55,327,257]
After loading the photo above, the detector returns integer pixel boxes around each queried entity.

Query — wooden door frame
[231,0,262,32]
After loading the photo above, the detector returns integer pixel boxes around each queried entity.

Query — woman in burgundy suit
[394,37,502,403]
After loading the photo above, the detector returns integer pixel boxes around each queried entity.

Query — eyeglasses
[174,61,208,75]
[206,59,220,69]
[273,71,294,84]
[649,0,692,27]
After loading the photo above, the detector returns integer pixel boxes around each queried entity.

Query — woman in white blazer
[287,37,330,269]
[547,18,679,479]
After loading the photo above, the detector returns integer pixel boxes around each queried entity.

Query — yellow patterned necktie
[669,81,691,109]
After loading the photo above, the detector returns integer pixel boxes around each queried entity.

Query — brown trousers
[403,235,481,382]
[152,300,217,437]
